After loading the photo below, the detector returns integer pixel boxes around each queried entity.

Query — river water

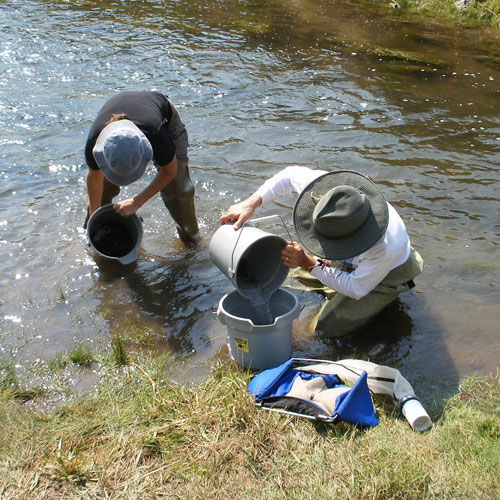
[1,0,499,393]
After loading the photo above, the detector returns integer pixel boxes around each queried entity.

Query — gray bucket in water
[87,204,143,265]
[217,288,300,370]
[209,221,289,299]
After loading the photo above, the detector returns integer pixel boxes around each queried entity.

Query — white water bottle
[401,398,432,432]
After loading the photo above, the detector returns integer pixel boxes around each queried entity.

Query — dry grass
[0,354,499,499]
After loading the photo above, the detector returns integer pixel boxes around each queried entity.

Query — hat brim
[293,170,389,260]
[92,120,152,186]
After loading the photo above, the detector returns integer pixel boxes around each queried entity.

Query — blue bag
[248,358,378,427]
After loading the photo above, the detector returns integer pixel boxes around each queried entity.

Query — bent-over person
[220,166,423,337]
[84,90,199,245]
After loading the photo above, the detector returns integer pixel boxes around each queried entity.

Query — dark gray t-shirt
[85,91,188,170]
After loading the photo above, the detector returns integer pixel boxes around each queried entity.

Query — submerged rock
[367,46,449,69]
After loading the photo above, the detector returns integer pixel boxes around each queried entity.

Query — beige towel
[287,376,349,414]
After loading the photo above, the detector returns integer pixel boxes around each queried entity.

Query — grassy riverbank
[379,0,500,28]
[1,350,499,499]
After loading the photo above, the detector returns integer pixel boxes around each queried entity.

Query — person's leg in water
[159,156,200,245]
[314,283,406,337]
[288,249,423,337]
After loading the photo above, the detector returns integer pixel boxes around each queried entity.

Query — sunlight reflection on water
[0,0,498,395]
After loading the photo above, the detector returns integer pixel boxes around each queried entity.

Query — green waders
[287,248,424,337]
[158,156,199,244]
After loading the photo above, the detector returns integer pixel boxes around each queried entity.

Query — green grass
[393,0,500,28]
[0,350,498,499]
[47,351,68,373]
[111,337,129,367]
[68,345,95,368]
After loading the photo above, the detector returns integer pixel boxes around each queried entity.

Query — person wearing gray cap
[220,166,423,337]
[84,90,200,245]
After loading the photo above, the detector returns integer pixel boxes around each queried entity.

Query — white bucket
[217,288,300,370]
[86,204,143,265]
[209,222,289,299]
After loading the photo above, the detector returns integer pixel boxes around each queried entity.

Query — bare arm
[113,157,177,216]
[86,168,105,218]
[219,194,262,230]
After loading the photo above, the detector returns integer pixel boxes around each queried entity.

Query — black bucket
[86,204,143,265]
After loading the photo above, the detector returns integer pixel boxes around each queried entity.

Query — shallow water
[0,0,499,392]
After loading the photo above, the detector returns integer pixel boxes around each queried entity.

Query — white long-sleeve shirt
[254,166,411,300]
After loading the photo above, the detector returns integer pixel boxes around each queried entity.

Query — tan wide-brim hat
[293,170,389,260]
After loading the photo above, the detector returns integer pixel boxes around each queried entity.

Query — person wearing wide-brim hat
[84,90,200,245]
[220,166,423,337]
